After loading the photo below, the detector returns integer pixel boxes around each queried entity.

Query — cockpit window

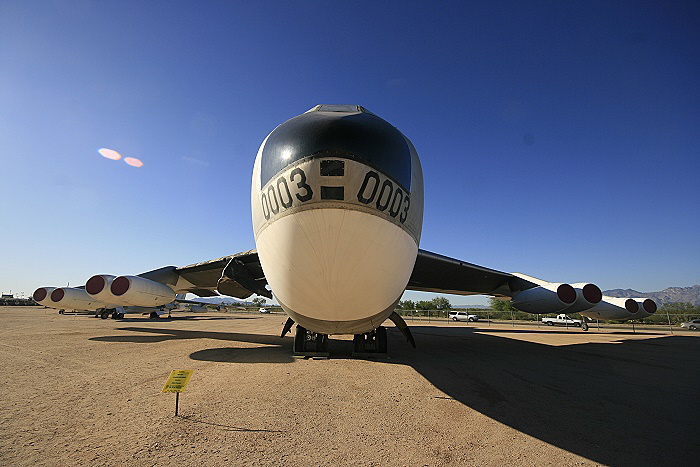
[261,107,411,191]
[305,105,377,116]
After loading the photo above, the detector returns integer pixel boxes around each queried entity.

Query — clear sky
[1,1,698,304]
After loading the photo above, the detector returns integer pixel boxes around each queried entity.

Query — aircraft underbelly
[256,207,417,325]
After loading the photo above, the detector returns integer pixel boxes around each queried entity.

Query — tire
[353,334,364,353]
[315,334,328,352]
[100,310,110,319]
[690,325,697,331]
[452,317,458,321]
[545,321,553,326]
[149,311,159,319]
[581,322,589,332]
[118,313,125,319]
[376,326,387,353]
[294,325,307,353]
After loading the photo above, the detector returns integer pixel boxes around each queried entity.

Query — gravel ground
[1,306,697,466]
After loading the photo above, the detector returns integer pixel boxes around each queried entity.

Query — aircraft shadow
[388,326,699,467]
[90,325,699,465]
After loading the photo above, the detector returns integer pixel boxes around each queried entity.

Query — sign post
[162,370,194,416]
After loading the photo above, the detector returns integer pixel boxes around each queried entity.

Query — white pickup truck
[541,314,583,327]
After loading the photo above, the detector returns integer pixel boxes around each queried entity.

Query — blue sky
[1,1,698,304]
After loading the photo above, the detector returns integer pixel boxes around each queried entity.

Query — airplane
[32,286,210,319]
[34,104,657,355]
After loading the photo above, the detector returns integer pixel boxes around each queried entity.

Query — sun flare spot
[98,148,122,160]
[124,157,144,168]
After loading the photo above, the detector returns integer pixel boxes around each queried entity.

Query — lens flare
[124,157,144,168]
[98,148,122,160]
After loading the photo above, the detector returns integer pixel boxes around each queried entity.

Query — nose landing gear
[293,325,330,358]
[352,326,388,357]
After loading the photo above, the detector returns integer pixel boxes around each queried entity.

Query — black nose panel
[261,109,412,191]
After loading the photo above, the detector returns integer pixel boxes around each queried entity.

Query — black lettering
[267,185,279,214]
[399,195,411,223]
[290,168,313,202]
[261,193,270,220]
[376,179,393,211]
[277,177,293,209]
[389,188,403,217]
[357,171,380,204]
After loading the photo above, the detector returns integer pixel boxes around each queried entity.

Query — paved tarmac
[1,307,697,466]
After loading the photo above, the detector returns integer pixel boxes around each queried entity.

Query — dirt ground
[1,307,698,466]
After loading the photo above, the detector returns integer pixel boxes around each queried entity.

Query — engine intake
[33,287,57,306]
[86,275,120,303]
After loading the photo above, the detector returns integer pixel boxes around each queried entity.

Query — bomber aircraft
[35,105,657,356]
[32,287,209,319]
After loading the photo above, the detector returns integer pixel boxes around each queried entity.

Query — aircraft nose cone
[260,106,412,191]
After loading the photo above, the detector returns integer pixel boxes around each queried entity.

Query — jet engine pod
[33,287,57,306]
[578,296,645,321]
[559,282,603,313]
[631,298,657,318]
[85,274,119,303]
[110,276,176,307]
[511,282,577,314]
[48,287,109,311]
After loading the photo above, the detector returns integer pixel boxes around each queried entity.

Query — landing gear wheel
[293,325,329,357]
[294,325,307,354]
[376,326,387,354]
[149,311,160,319]
[111,311,119,319]
[100,310,110,319]
[352,326,388,357]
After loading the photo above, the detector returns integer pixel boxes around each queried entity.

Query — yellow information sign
[162,370,194,393]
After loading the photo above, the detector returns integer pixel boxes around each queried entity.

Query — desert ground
[1,306,697,466]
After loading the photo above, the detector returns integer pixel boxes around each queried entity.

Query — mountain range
[602,285,700,306]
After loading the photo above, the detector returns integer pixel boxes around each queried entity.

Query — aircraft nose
[259,105,413,192]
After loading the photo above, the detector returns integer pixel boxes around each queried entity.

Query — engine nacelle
[110,275,176,307]
[579,296,657,321]
[48,287,110,311]
[33,287,57,307]
[511,282,577,314]
[85,274,120,303]
[559,282,603,313]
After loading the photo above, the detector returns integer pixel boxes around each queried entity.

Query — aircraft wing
[138,249,271,299]
[407,249,532,298]
[141,248,530,301]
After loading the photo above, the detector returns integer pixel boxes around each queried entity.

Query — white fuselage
[251,107,424,334]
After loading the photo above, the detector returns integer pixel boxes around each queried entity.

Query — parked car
[541,314,583,327]
[259,307,270,313]
[449,311,479,322]
[680,319,700,330]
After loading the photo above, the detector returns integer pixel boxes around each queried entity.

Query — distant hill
[603,285,700,306]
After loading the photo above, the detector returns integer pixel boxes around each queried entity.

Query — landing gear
[581,321,589,331]
[111,311,124,319]
[149,311,160,319]
[352,326,388,357]
[293,325,329,358]
[100,310,110,319]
